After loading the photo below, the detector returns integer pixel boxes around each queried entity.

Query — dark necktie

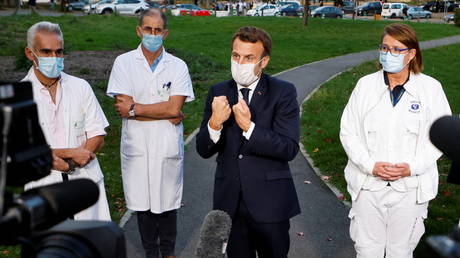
[240,88,250,104]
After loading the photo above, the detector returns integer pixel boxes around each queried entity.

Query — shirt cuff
[242,122,255,140]
[87,129,107,139]
[207,121,222,144]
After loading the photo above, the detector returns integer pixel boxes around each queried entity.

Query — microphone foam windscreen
[195,210,232,258]
[429,115,460,162]
[33,178,99,219]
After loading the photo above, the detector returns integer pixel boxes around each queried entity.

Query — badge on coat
[409,101,421,113]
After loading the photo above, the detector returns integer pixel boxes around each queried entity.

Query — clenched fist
[209,96,232,130]
[232,99,252,132]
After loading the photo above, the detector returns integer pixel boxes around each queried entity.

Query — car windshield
[383,4,389,8]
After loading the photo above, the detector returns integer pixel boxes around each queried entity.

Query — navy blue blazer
[196,73,301,224]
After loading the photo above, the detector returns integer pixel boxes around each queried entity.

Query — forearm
[135,96,185,119]
[83,135,104,153]
[53,148,77,159]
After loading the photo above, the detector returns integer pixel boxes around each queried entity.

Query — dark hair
[139,8,168,29]
[380,23,423,74]
[232,26,272,57]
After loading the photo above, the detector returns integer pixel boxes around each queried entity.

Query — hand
[52,154,70,172]
[169,111,184,125]
[70,146,96,167]
[114,94,135,118]
[209,96,232,130]
[232,99,252,132]
[385,163,411,178]
[372,162,401,181]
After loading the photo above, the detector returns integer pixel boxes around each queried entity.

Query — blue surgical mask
[33,52,64,78]
[142,34,163,52]
[379,51,407,73]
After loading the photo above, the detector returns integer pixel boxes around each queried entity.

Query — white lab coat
[22,68,111,221]
[340,70,451,204]
[107,45,194,213]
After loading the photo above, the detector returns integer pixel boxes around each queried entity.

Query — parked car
[171,4,211,16]
[275,4,302,16]
[407,6,432,19]
[311,6,344,18]
[247,3,278,16]
[444,13,455,22]
[341,0,355,14]
[66,0,88,11]
[83,0,112,14]
[382,3,408,18]
[423,0,458,12]
[356,1,382,16]
[95,0,117,14]
[115,0,149,15]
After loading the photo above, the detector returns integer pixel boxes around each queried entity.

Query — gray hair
[139,8,168,29]
[27,21,64,50]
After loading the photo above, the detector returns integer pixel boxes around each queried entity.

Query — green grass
[300,43,460,257]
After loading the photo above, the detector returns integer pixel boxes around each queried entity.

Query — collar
[383,70,417,97]
[135,44,169,62]
[25,67,67,90]
[236,77,260,93]
[384,71,410,89]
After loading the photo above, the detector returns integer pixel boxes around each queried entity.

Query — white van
[382,3,408,18]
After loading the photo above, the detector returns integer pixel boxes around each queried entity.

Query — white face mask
[231,58,264,86]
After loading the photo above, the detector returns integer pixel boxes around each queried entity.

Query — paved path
[123,35,460,258]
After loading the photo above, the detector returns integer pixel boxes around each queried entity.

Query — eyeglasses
[141,26,165,36]
[379,44,411,57]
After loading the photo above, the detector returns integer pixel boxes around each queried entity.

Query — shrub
[455,8,460,27]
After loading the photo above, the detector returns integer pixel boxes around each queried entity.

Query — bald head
[139,8,168,29]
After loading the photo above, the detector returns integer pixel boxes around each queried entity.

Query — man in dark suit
[196,26,301,258]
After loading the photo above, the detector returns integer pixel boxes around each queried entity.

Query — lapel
[248,73,268,119]
[60,74,72,147]
[227,79,239,106]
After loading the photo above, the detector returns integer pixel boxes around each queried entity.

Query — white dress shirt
[208,78,259,143]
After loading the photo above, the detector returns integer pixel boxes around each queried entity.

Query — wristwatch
[128,103,136,117]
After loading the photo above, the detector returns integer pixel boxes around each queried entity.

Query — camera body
[0,81,126,258]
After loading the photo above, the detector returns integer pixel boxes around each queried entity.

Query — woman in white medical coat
[340,23,451,258]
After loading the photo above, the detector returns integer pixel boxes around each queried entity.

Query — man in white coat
[107,9,194,258]
[22,21,111,221]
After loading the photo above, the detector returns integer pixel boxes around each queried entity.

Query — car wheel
[274,12,281,16]
[254,13,259,16]
[336,14,341,18]
[68,6,73,11]
[426,14,431,18]
[135,9,141,14]
[363,11,367,16]
[102,8,113,14]
[390,13,396,18]
[408,14,413,19]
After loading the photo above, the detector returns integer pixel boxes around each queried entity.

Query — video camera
[0,80,126,258]
[426,115,460,258]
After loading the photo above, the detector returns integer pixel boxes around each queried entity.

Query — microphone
[429,115,460,185]
[195,210,232,258]
[0,179,99,244]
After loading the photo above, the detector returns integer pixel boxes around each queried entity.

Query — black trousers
[226,197,291,258]
[137,209,177,258]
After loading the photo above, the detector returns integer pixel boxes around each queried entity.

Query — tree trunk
[303,0,310,26]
